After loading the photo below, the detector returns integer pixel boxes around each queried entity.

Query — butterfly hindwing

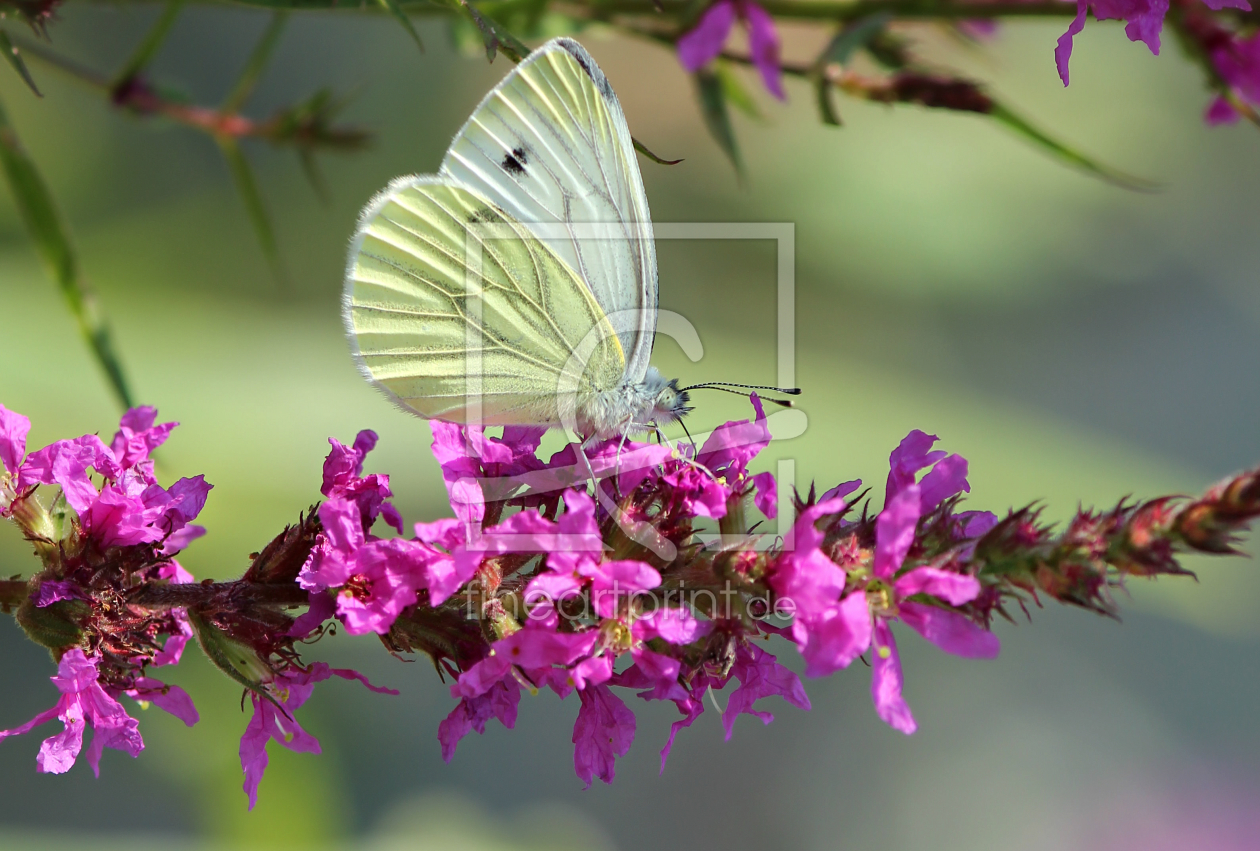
[344,177,626,426]
[440,38,658,385]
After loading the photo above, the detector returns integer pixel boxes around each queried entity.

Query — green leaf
[298,147,330,203]
[715,61,762,122]
[817,13,892,69]
[111,0,184,89]
[694,68,743,179]
[449,0,529,63]
[633,137,683,166]
[0,97,135,410]
[989,103,1158,192]
[377,0,425,52]
[217,135,288,287]
[811,16,891,128]
[815,75,841,126]
[0,31,41,97]
[222,11,288,114]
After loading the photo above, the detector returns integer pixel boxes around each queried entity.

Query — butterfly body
[344,38,689,442]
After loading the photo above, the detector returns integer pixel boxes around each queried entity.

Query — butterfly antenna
[677,418,698,450]
[681,382,801,408]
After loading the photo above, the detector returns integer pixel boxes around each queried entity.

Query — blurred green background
[1,8,1259,850]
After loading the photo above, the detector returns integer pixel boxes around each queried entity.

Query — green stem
[112,0,185,88]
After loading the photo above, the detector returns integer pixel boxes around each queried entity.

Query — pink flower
[678,0,785,99]
[109,406,176,480]
[660,395,777,519]
[0,649,143,776]
[298,498,435,635]
[1205,32,1260,124]
[720,642,810,740]
[240,663,396,809]
[17,408,211,551]
[772,430,998,703]
[437,679,522,762]
[80,474,211,550]
[769,497,866,676]
[19,435,119,514]
[334,538,433,635]
[1056,0,1250,86]
[123,677,199,727]
[321,430,403,535]
[864,483,1001,734]
[573,683,636,787]
[451,626,600,701]
[0,403,31,479]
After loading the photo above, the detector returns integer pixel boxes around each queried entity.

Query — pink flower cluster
[0,404,202,775]
[285,399,1003,786]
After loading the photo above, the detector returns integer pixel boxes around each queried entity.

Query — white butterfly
[343,37,692,443]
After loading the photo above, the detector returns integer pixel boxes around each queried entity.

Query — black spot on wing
[467,207,495,224]
[502,147,528,177]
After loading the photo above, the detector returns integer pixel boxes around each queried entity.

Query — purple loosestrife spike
[6,398,1260,797]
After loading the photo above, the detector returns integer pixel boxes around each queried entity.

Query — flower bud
[188,611,274,693]
[15,597,87,653]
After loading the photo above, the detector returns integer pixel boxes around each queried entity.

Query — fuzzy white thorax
[578,366,693,441]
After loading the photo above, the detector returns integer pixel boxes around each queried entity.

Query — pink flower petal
[589,559,661,617]
[917,454,969,512]
[870,621,916,734]
[19,435,118,513]
[795,590,872,677]
[819,478,862,503]
[126,678,199,727]
[438,679,521,762]
[1206,96,1241,125]
[899,601,1000,659]
[894,566,981,606]
[751,471,777,518]
[721,643,809,740]
[744,1,785,100]
[886,430,944,501]
[874,484,920,578]
[573,684,636,787]
[1056,2,1088,86]
[0,404,30,476]
[677,0,737,72]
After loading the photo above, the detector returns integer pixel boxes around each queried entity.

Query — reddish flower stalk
[1,400,1256,801]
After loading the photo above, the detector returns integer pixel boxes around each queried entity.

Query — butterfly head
[649,375,693,429]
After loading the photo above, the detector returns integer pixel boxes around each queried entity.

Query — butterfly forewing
[345,177,626,426]
[440,38,658,384]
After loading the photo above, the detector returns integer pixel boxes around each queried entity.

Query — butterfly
[343,37,695,444]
